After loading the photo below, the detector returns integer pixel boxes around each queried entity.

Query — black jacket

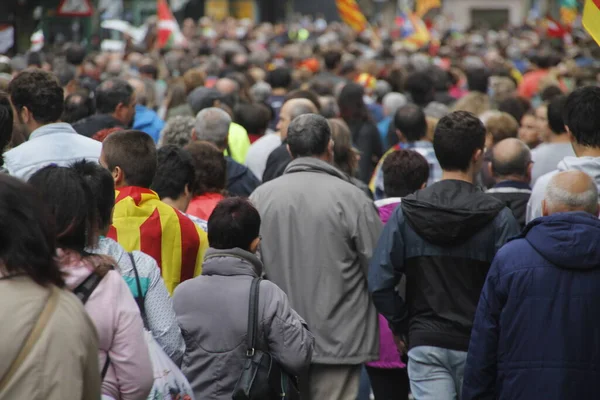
[346,120,383,184]
[226,157,260,197]
[368,180,520,352]
[72,114,124,138]
[262,144,291,183]
[486,181,531,230]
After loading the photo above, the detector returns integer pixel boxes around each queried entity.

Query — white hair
[194,107,231,149]
[382,93,407,116]
[545,173,599,215]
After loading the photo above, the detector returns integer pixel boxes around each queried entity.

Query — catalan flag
[416,0,441,18]
[583,0,600,46]
[108,186,208,294]
[336,0,368,33]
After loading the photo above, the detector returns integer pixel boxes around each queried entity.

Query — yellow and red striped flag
[336,0,368,33]
[583,0,600,46]
[108,186,208,294]
[416,0,441,18]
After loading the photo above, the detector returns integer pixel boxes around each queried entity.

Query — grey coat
[250,157,383,364]
[172,248,314,400]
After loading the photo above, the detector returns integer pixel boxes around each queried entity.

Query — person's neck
[496,175,529,184]
[573,144,600,158]
[547,133,570,144]
[272,88,287,96]
[161,196,187,213]
[442,170,474,184]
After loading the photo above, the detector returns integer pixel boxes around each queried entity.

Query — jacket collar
[284,157,349,182]
[202,248,263,277]
[30,122,78,140]
[492,180,531,190]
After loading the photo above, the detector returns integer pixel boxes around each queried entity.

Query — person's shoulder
[532,169,559,193]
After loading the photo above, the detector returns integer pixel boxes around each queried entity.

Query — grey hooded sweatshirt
[172,248,314,400]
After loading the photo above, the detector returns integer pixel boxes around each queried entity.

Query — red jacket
[186,193,225,221]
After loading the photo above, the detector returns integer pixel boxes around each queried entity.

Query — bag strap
[0,286,60,391]
[73,271,105,305]
[128,252,148,329]
[245,277,261,357]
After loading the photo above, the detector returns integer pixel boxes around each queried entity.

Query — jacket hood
[134,105,159,126]
[284,157,350,182]
[557,156,600,188]
[401,180,506,246]
[521,212,600,269]
[226,157,252,180]
[202,247,263,277]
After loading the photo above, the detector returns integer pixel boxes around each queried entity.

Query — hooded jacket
[369,180,519,352]
[172,248,314,400]
[133,104,164,143]
[226,156,260,197]
[463,212,600,400]
[527,156,600,222]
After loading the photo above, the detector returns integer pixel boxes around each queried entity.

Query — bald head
[277,98,318,140]
[491,138,532,182]
[543,170,599,216]
[215,78,239,95]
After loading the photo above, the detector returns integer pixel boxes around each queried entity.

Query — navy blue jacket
[463,212,600,400]
[226,157,260,197]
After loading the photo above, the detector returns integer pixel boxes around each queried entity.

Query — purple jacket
[368,198,405,369]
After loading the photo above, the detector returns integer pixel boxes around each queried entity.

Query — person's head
[543,170,599,216]
[519,112,541,149]
[404,71,434,107]
[8,69,64,136]
[63,91,94,124]
[319,96,340,119]
[277,98,318,140]
[250,81,272,103]
[490,138,532,183]
[547,95,568,135]
[563,86,600,153]
[484,111,519,148]
[286,113,333,161]
[139,64,159,81]
[328,118,358,175]
[498,96,529,125]
[466,67,490,94]
[127,77,148,107]
[184,141,227,196]
[100,130,157,188]
[382,92,407,118]
[0,91,13,166]
[453,91,490,117]
[95,78,136,126]
[183,68,206,94]
[158,115,195,148]
[193,107,231,150]
[65,43,86,67]
[208,197,261,253]
[215,78,240,96]
[151,145,195,212]
[284,89,322,112]
[234,103,271,136]
[338,82,369,122]
[434,111,486,177]
[535,103,551,142]
[70,160,115,234]
[267,67,292,91]
[28,165,98,252]
[54,63,77,95]
[323,50,342,72]
[382,149,429,198]
[0,174,63,287]
[394,104,427,143]
[187,87,222,115]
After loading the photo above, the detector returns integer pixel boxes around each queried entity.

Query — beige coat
[0,276,101,400]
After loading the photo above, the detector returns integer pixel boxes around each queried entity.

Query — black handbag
[232,277,300,400]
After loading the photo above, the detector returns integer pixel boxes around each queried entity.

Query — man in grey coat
[250,114,383,400]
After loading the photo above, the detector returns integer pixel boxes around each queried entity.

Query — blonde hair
[453,92,490,117]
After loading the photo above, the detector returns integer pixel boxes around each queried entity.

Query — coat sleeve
[108,272,154,400]
[462,256,506,400]
[262,281,315,376]
[368,208,408,335]
[495,208,521,253]
[352,202,384,277]
[140,253,185,366]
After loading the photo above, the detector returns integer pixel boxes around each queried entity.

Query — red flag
[545,16,568,38]
[156,0,186,49]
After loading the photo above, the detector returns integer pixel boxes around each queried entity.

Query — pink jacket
[58,250,154,400]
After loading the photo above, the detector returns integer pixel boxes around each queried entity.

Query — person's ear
[191,128,197,141]
[542,199,549,217]
[527,161,534,183]
[396,129,404,141]
[184,183,192,199]
[20,106,32,125]
[327,138,334,161]
[286,144,293,158]
[113,166,125,187]
[420,182,427,190]
[472,148,484,165]
[249,236,261,254]
[487,161,494,178]
[566,126,575,143]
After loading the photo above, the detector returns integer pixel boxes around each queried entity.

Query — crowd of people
[0,14,600,400]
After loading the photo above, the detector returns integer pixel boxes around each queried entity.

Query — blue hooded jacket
[463,212,600,400]
[133,104,164,143]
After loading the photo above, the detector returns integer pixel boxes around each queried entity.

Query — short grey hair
[287,114,331,158]
[289,102,317,121]
[250,81,272,103]
[159,116,195,148]
[545,172,599,215]
[382,93,407,116]
[194,107,231,149]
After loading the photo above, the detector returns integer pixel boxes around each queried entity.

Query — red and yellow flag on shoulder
[583,0,600,46]
[336,0,368,33]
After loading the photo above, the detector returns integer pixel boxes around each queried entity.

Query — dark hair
[234,103,271,136]
[382,149,430,198]
[324,50,342,70]
[28,165,98,253]
[26,52,43,68]
[540,85,563,103]
[65,43,87,66]
[70,160,115,231]
[434,111,486,172]
[287,114,331,158]
[466,68,490,94]
[285,89,322,112]
[267,67,292,90]
[0,174,63,287]
[309,79,334,96]
[102,130,157,188]
[394,104,427,142]
[329,118,358,175]
[498,96,530,125]
[491,142,531,178]
[139,64,159,80]
[152,146,195,200]
[55,63,77,87]
[8,69,64,124]
[95,78,134,114]
[208,197,261,251]
[0,91,13,166]
[184,141,227,195]
[563,86,600,148]
[63,92,95,124]
[404,71,434,107]
[338,83,369,122]
[547,95,567,135]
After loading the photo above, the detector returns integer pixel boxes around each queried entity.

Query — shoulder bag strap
[0,286,60,391]
[73,271,105,305]
[245,277,261,357]
[128,252,148,330]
